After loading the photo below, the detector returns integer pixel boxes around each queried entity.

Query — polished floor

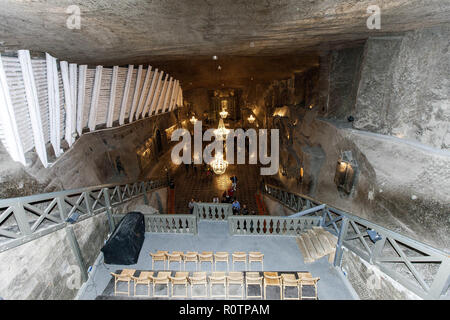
[144,146,263,214]
[77,220,357,300]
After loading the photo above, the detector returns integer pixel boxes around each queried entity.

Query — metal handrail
[262,183,450,300]
[0,178,167,252]
[228,215,322,236]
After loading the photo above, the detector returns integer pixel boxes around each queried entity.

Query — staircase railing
[262,183,450,300]
[194,202,233,220]
[228,215,322,236]
[0,178,167,253]
[112,213,197,234]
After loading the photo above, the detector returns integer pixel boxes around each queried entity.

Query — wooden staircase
[167,187,175,214]
[255,193,268,215]
[296,226,337,264]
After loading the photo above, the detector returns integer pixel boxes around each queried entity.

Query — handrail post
[56,195,68,221]
[333,216,349,267]
[13,201,32,236]
[427,257,450,299]
[102,188,115,233]
[371,235,386,264]
[65,225,88,283]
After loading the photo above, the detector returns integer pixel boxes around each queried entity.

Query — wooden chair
[281,273,300,300]
[209,272,227,298]
[169,271,189,298]
[189,272,208,298]
[198,251,214,271]
[110,269,135,296]
[227,272,244,299]
[167,251,183,270]
[248,252,264,270]
[297,272,320,300]
[263,272,282,300]
[246,272,263,299]
[214,252,229,271]
[131,271,153,297]
[150,250,168,270]
[232,252,247,270]
[183,251,198,271]
[150,271,171,298]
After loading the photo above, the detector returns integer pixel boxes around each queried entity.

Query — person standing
[188,198,195,214]
[230,175,238,191]
[232,199,241,215]
[241,204,249,215]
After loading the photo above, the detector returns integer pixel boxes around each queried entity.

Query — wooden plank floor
[172,163,262,214]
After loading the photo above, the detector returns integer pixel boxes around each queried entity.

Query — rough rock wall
[0,212,109,300]
[327,46,364,120]
[354,25,450,150]
[258,25,450,251]
[0,113,176,199]
[341,248,421,300]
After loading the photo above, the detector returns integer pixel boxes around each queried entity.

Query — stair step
[302,233,320,260]
[296,237,314,263]
[308,230,326,256]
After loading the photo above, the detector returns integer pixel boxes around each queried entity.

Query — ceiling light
[219,109,228,119]
[210,153,228,175]
[212,55,218,60]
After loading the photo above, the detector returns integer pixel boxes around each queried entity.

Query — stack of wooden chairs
[149,251,264,271]
[110,269,319,299]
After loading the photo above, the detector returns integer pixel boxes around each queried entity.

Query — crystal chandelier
[210,153,228,175]
[213,118,230,140]
[219,109,228,119]
[248,114,255,124]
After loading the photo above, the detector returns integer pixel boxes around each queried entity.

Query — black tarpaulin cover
[101,212,145,265]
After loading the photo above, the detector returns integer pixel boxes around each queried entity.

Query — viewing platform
[78,220,356,300]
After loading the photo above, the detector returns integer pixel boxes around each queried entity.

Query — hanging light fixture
[219,108,228,119]
[190,115,197,124]
[213,118,230,140]
[248,114,256,124]
[210,153,228,175]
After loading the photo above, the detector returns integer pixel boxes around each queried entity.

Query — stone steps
[296,227,337,264]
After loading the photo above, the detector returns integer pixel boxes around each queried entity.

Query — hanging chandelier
[219,108,228,119]
[213,118,230,140]
[210,153,228,175]
[190,115,197,124]
[248,114,256,124]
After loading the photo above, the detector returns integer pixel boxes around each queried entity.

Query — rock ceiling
[1,0,449,88]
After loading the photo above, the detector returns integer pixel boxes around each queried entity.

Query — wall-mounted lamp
[66,212,80,224]
[248,114,256,124]
[367,229,382,243]
[334,151,358,195]
[189,116,197,124]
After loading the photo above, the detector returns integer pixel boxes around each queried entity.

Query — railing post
[370,235,386,264]
[427,257,450,299]
[321,207,328,227]
[333,216,349,267]
[192,216,197,235]
[102,188,115,233]
[84,191,93,215]
[13,201,32,236]
[56,195,68,221]
[65,225,88,283]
